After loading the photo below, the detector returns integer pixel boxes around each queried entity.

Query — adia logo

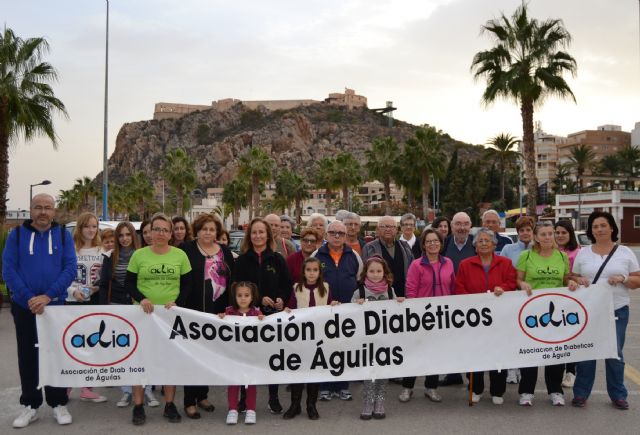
[62,313,139,366]
[518,293,588,344]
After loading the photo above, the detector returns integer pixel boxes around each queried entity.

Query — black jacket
[99,254,131,305]
[181,240,235,314]
[231,248,292,314]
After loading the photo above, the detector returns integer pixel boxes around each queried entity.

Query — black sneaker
[132,405,146,426]
[163,402,182,423]
[268,398,283,414]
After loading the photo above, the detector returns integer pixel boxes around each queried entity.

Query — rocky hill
[101,102,482,187]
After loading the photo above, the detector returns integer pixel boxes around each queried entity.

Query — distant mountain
[99,102,482,186]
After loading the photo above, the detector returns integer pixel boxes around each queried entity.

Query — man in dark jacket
[313,220,362,401]
[3,194,77,428]
[362,216,413,297]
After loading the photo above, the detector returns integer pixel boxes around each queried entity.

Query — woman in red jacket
[454,228,516,405]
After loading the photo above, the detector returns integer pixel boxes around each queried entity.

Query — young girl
[352,256,404,420]
[283,258,339,420]
[66,212,107,403]
[101,228,115,252]
[219,282,264,426]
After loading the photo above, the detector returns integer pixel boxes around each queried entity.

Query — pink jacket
[405,255,456,298]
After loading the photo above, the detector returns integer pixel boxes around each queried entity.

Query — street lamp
[614,179,620,190]
[102,0,110,220]
[29,180,51,202]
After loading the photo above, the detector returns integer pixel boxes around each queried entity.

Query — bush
[327,110,343,123]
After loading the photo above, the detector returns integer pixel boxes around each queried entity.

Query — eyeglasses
[33,205,54,211]
[378,225,396,230]
[151,227,171,234]
[302,238,317,244]
[424,239,440,245]
[453,222,471,227]
[327,231,346,237]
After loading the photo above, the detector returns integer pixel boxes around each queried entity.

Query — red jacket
[454,254,516,295]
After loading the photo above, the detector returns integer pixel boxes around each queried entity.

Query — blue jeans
[573,305,628,401]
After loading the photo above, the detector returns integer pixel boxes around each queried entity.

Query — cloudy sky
[4,0,639,210]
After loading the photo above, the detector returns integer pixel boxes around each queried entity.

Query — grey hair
[482,209,500,221]
[400,213,417,226]
[334,209,350,222]
[279,214,295,228]
[344,211,360,222]
[307,213,328,230]
[472,228,497,246]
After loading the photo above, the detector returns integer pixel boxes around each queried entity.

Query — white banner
[37,286,618,387]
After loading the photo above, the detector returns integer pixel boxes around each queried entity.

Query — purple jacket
[405,255,455,298]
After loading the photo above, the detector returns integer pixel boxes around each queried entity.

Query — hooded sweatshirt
[2,220,76,310]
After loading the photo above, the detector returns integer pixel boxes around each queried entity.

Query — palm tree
[289,173,310,224]
[162,148,197,216]
[365,137,400,215]
[222,177,249,228]
[314,158,339,216]
[332,153,362,210]
[274,169,296,215]
[471,3,577,216]
[405,126,447,220]
[485,133,520,201]
[73,176,98,212]
[568,144,596,193]
[57,188,80,214]
[393,147,422,214]
[617,145,640,189]
[597,155,621,189]
[125,171,155,219]
[0,28,67,225]
[553,162,574,193]
[238,147,274,219]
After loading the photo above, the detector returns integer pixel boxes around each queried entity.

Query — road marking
[625,363,640,386]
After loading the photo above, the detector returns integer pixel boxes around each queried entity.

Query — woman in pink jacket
[398,229,455,404]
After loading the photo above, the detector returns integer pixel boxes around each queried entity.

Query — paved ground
[0,293,639,435]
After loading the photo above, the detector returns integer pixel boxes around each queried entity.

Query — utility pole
[102,0,110,220]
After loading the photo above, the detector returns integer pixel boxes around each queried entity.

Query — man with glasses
[362,216,413,298]
[343,212,364,255]
[4,194,77,428]
[481,210,512,255]
[286,227,321,283]
[399,213,422,259]
[313,220,363,402]
[440,211,476,386]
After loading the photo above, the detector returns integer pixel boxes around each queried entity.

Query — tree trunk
[521,99,538,216]
[500,161,506,202]
[176,187,184,216]
[421,173,430,221]
[232,207,239,228]
[0,99,9,226]
[325,189,332,216]
[384,178,391,215]
[294,199,302,224]
[342,186,349,210]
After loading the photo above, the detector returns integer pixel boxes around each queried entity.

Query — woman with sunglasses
[286,227,322,284]
[516,221,579,407]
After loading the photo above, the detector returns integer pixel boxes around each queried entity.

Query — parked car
[64,221,142,237]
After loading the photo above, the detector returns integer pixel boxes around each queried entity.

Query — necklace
[197,242,219,259]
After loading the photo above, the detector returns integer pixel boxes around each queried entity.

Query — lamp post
[614,179,620,190]
[102,0,110,220]
[29,180,51,202]
[576,178,582,231]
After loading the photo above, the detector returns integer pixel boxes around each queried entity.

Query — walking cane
[468,372,474,407]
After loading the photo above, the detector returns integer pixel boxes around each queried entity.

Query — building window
[635,215,640,229]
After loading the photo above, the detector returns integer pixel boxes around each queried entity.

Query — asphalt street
[0,293,639,435]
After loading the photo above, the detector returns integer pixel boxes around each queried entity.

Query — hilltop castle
[153,88,367,120]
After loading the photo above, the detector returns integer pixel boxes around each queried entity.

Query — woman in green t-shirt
[125,213,192,426]
[515,221,578,408]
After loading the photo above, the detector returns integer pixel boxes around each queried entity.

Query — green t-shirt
[127,246,192,304]
[516,249,569,290]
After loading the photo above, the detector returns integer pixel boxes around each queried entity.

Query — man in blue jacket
[3,194,77,428]
[313,220,362,402]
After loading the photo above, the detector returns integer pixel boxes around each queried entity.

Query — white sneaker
[519,393,534,406]
[550,392,565,406]
[471,393,482,403]
[425,388,442,402]
[226,410,238,425]
[53,405,72,425]
[117,392,132,408]
[244,410,256,424]
[145,391,160,407]
[506,369,520,384]
[13,406,38,428]
[562,372,576,388]
[492,396,504,405]
[398,388,413,402]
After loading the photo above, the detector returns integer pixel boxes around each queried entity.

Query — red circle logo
[518,293,588,344]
